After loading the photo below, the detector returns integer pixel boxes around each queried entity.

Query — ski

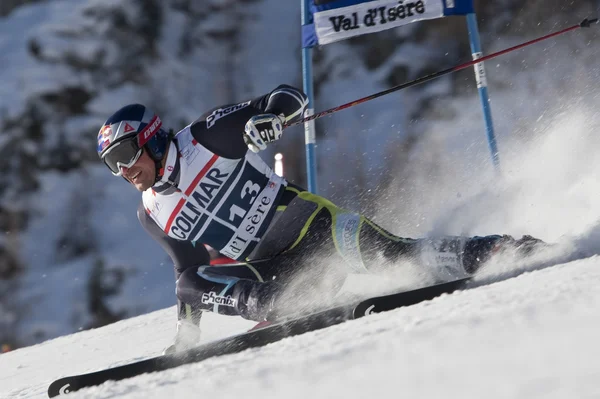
[353,277,470,317]
[47,277,470,397]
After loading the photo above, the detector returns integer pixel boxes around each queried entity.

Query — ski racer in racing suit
[97,84,543,352]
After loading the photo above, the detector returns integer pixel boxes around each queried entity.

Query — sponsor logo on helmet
[97,127,112,152]
[123,122,136,133]
[100,139,111,151]
[138,115,162,146]
[206,101,251,129]
[100,125,113,138]
[201,291,236,307]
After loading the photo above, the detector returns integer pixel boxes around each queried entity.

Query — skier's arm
[190,84,308,158]
[136,202,210,280]
[255,84,309,124]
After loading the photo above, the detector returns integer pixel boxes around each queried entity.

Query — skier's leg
[188,186,544,321]
[174,186,349,324]
[176,264,282,321]
[274,191,546,279]
[250,188,418,276]
[272,192,421,275]
[357,219,546,278]
[167,264,283,353]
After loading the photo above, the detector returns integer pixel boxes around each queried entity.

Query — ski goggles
[101,137,143,176]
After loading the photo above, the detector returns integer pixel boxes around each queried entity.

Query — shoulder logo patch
[206,101,251,129]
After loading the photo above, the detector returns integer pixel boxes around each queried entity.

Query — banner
[302,0,474,47]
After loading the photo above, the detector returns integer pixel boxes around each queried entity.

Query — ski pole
[285,18,598,128]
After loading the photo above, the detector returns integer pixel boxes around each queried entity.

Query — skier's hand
[243,113,285,153]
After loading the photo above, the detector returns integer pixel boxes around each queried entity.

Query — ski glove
[243,113,285,153]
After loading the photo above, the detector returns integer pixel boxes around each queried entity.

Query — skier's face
[120,149,155,191]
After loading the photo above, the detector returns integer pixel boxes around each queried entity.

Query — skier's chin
[132,180,152,191]
[127,175,152,191]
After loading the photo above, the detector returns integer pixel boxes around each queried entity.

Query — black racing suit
[137,85,514,325]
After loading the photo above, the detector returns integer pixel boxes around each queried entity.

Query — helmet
[97,104,170,178]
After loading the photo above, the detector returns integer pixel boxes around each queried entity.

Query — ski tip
[351,277,471,319]
[48,377,75,397]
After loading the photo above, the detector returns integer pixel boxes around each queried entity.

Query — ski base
[47,277,469,397]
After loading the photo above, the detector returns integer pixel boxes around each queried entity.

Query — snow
[2,1,600,397]
[3,254,600,399]
[0,0,314,346]
[0,0,94,118]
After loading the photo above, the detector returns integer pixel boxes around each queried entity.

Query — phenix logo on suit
[201,291,236,307]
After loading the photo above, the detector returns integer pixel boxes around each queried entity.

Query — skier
[97,84,543,352]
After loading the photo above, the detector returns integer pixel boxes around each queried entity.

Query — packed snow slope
[2,0,599,350]
[5,38,600,399]
[3,3,600,397]
[6,95,600,398]
[2,253,600,399]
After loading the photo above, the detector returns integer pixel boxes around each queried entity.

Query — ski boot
[420,234,546,280]
[462,234,546,274]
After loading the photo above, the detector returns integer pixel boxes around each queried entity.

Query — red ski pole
[285,18,598,128]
